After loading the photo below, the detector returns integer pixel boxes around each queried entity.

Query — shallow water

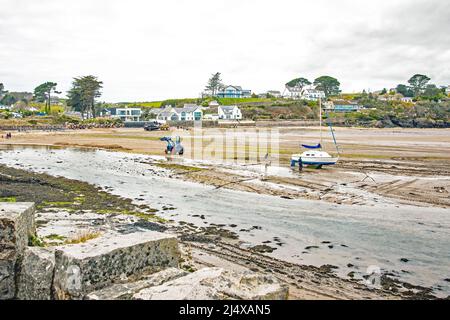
[1,145,449,297]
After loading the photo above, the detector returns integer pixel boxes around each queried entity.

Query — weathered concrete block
[53,231,179,300]
[16,247,56,300]
[85,267,187,300]
[133,267,289,300]
[0,202,35,255]
[0,202,35,300]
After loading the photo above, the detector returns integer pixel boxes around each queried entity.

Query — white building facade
[218,105,242,120]
[108,107,142,122]
[301,88,326,101]
[156,104,203,121]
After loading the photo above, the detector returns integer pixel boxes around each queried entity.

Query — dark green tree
[66,76,103,118]
[67,86,85,115]
[408,74,431,97]
[395,84,414,97]
[422,84,443,100]
[313,76,341,97]
[285,77,311,90]
[0,83,7,99]
[205,72,223,96]
[0,94,17,106]
[33,82,59,113]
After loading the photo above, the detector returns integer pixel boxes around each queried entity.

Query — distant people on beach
[3,132,12,139]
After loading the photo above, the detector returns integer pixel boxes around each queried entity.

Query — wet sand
[2,127,448,208]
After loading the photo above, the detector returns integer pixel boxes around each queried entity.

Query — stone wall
[0,203,288,300]
[0,203,35,299]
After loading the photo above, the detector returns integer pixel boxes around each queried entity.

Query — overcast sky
[1,0,449,102]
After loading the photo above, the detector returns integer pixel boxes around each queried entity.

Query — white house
[156,104,203,121]
[107,107,142,122]
[208,100,220,108]
[175,104,203,121]
[285,85,325,101]
[267,90,282,98]
[301,88,326,101]
[218,105,242,120]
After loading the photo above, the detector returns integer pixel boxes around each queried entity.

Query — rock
[0,202,35,255]
[133,267,288,300]
[250,245,276,253]
[16,247,56,300]
[85,268,187,300]
[53,231,179,300]
[0,259,15,299]
[0,202,35,299]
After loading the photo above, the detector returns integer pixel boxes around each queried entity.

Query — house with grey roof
[155,104,203,121]
[216,85,252,98]
[218,105,242,120]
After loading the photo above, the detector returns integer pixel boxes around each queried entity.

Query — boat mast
[319,98,323,147]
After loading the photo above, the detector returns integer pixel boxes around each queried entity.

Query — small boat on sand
[291,148,338,168]
[291,99,340,169]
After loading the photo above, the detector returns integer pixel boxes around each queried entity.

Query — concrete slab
[53,231,179,299]
[85,267,187,300]
[133,267,289,300]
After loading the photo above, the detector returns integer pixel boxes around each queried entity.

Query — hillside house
[216,85,252,98]
[267,90,282,98]
[285,86,325,101]
[401,97,414,103]
[218,105,242,120]
[208,100,220,108]
[378,93,405,102]
[301,88,326,101]
[324,100,363,112]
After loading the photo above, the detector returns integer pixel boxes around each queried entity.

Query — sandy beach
[1,126,449,299]
[2,126,449,208]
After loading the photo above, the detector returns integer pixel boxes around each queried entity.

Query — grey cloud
[0,0,448,100]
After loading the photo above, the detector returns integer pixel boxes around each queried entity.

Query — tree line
[205,73,342,98]
[285,76,341,97]
[0,76,103,119]
[394,74,447,100]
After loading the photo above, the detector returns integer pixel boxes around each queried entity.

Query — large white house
[155,104,203,121]
[218,105,242,120]
[285,85,325,101]
[301,88,326,101]
[103,107,142,122]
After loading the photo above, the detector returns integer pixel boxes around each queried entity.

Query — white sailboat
[291,99,339,169]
